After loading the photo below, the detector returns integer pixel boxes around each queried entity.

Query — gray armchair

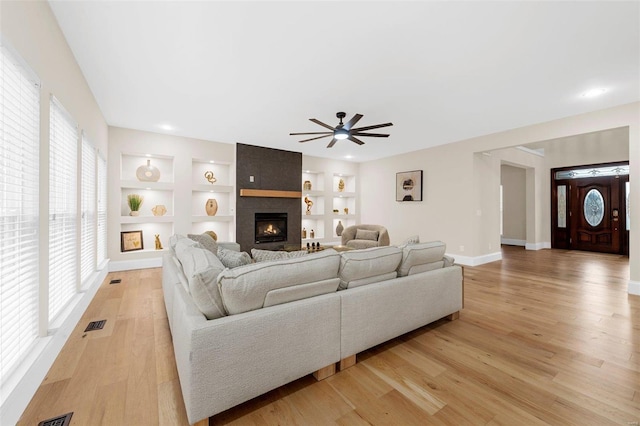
[341,224,390,249]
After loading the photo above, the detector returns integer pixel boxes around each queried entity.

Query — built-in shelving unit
[191,158,235,239]
[301,168,359,245]
[119,153,175,254]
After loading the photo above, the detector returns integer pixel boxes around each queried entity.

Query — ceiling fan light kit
[290,111,393,148]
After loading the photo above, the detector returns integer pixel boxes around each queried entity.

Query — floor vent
[85,320,106,332]
[38,412,73,426]
[109,278,122,284]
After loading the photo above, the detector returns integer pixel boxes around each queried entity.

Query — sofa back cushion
[175,243,226,320]
[338,246,402,290]
[218,249,341,315]
[397,241,447,277]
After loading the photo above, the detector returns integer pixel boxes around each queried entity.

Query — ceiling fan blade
[348,136,365,145]
[299,134,333,143]
[290,131,333,136]
[351,132,390,138]
[309,118,336,131]
[351,122,393,132]
[327,138,338,148]
[343,114,363,131]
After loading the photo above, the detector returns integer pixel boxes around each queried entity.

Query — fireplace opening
[255,213,287,243]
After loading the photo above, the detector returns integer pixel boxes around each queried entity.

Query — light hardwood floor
[19,246,639,425]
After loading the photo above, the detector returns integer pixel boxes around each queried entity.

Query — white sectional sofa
[162,236,463,425]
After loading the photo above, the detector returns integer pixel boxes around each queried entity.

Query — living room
[1,1,639,425]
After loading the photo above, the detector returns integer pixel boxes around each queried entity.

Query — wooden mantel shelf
[239,189,302,199]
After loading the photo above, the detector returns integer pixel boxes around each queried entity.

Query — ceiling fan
[290,112,393,148]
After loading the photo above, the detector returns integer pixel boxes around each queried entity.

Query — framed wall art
[121,230,144,252]
[396,170,423,202]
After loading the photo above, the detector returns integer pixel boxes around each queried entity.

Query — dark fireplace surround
[236,144,302,252]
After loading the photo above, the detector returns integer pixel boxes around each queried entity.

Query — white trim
[109,257,162,272]
[448,251,502,267]
[501,238,526,246]
[1,266,107,426]
[629,280,640,296]
[515,145,545,157]
[525,242,551,250]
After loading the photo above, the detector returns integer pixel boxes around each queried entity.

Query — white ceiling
[48,1,640,162]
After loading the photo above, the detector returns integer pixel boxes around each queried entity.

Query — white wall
[1,2,109,424]
[360,102,639,295]
[501,165,527,243]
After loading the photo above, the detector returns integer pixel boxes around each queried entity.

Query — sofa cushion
[187,233,218,255]
[355,228,379,241]
[397,241,447,277]
[175,244,226,320]
[251,248,307,263]
[338,246,402,290]
[217,247,252,269]
[345,239,379,250]
[218,249,341,314]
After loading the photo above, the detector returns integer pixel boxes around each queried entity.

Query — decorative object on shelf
[344,207,349,215]
[121,230,144,252]
[312,242,316,249]
[336,220,344,236]
[338,178,345,192]
[205,198,218,216]
[310,229,315,238]
[303,180,312,191]
[396,170,423,202]
[204,171,217,184]
[304,196,313,215]
[302,227,307,239]
[204,230,218,241]
[151,204,167,216]
[127,194,144,216]
[307,242,310,249]
[136,159,161,182]
[154,234,163,250]
[333,209,339,214]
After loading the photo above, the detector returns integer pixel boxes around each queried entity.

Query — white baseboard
[629,280,640,296]
[109,257,162,272]
[501,238,526,246]
[1,265,108,426]
[525,241,551,251]
[448,251,502,267]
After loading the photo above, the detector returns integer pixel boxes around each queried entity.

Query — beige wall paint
[501,165,527,241]
[360,102,639,290]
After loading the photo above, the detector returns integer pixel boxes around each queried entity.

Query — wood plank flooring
[19,246,639,425]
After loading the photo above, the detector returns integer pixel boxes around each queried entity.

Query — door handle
[612,208,619,221]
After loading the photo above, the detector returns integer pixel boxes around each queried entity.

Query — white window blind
[97,154,107,266]
[0,45,40,381]
[80,135,96,285]
[49,97,78,322]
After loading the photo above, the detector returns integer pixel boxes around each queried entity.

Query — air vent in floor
[85,320,106,332]
[38,412,73,426]
[109,278,121,284]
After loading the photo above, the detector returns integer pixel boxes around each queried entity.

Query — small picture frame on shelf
[121,230,144,252]
[396,170,423,202]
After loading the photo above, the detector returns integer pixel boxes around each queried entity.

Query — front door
[551,162,628,255]
[570,177,620,253]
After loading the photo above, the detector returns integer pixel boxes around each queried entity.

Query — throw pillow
[187,233,218,255]
[218,247,253,269]
[251,248,307,263]
[355,228,379,241]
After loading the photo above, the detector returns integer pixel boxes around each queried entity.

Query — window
[80,135,96,286]
[0,45,40,382]
[97,154,107,267]
[49,97,78,323]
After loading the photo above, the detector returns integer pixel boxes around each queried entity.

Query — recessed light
[158,123,175,131]
[344,155,353,159]
[209,160,215,164]
[581,88,607,98]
